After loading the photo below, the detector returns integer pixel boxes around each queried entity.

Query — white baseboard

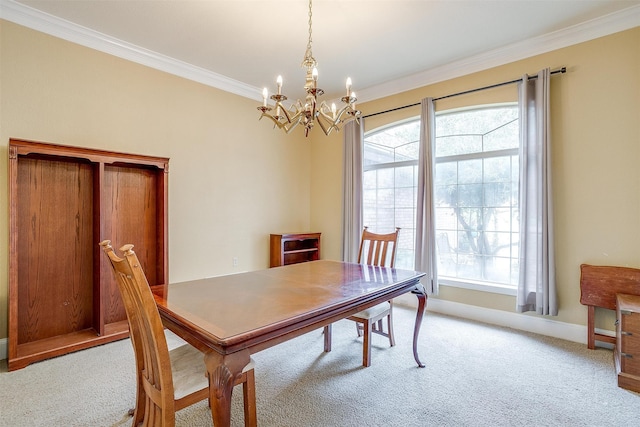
[0,298,616,362]
[395,294,615,346]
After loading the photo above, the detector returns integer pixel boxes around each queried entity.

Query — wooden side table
[615,293,640,392]
[270,232,321,267]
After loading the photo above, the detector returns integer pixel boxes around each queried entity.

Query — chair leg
[387,312,395,347]
[323,325,332,352]
[130,372,145,425]
[355,322,363,337]
[242,370,257,427]
[362,320,372,367]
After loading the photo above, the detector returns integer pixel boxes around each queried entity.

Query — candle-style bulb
[312,68,318,81]
[346,77,352,96]
[276,75,283,94]
[262,88,268,107]
[331,103,337,119]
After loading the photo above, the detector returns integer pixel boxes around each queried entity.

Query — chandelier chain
[307,0,313,53]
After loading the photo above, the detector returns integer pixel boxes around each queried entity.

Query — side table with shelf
[270,232,321,267]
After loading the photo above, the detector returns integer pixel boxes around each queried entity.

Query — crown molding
[2,0,639,104]
[0,0,261,101]
[358,4,640,103]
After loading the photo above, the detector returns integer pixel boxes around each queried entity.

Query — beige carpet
[1,306,639,426]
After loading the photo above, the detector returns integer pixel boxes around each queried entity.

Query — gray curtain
[414,98,439,294]
[517,68,557,315]
[341,119,364,262]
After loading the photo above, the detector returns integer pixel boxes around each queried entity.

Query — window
[363,120,420,270]
[363,104,520,292]
[435,105,519,289]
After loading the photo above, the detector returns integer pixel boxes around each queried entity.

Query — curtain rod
[363,67,566,119]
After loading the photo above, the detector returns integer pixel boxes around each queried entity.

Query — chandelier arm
[283,120,301,134]
[259,113,290,129]
[315,114,335,136]
[277,102,294,123]
[286,108,305,125]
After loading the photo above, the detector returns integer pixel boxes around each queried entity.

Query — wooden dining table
[152,260,427,427]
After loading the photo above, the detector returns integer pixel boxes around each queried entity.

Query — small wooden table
[579,264,640,349]
[153,260,427,427]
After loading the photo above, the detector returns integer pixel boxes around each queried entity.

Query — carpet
[1,306,638,426]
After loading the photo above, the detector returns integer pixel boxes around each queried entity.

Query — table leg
[587,305,595,350]
[204,349,253,427]
[323,324,332,352]
[412,285,428,368]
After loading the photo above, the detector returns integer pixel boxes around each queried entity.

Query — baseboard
[0,298,616,362]
[395,294,615,346]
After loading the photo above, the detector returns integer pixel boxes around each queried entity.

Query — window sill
[439,277,517,296]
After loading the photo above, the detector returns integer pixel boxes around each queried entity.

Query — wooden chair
[324,227,400,367]
[100,240,257,427]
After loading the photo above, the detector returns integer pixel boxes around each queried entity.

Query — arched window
[363,104,519,291]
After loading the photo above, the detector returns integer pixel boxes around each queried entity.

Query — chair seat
[350,301,391,321]
[170,343,255,401]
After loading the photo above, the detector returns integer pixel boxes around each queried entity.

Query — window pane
[363,170,377,190]
[484,182,511,208]
[484,156,511,183]
[484,117,518,151]
[436,135,482,157]
[434,104,520,286]
[458,184,483,207]
[378,169,394,189]
[395,165,415,187]
[435,162,457,185]
[364,120,420,167]
[458,159,482,184]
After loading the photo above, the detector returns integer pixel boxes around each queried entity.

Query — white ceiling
[4,0,640,102]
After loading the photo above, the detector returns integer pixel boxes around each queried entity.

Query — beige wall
[311,27,640,329]
[2,19,639,342]
[0,20,311,339]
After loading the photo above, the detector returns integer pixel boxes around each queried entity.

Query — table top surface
[153,260,424,349]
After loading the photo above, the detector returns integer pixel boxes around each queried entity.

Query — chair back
[100,240,176,425]
[357,227,400,268]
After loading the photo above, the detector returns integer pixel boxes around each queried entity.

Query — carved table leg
[412,285,428,368]
[204,349,253,427]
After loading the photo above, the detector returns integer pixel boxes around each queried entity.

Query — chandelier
[257,0,361,137]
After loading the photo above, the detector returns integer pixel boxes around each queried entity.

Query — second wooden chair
[324,227,400,367]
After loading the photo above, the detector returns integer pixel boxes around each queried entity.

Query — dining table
[152,259,427,426]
